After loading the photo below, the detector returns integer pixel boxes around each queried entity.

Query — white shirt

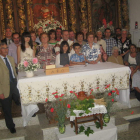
[0,55,15,78]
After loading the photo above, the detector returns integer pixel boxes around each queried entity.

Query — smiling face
[0,44,9,57]
[5,28,12,39]
[105,29,111,38]
[31,33,36,42]
[24,37,30,43]
[50,33,56,40]
[96,31,102,40]
[62,31,69,41]
[41,34,49,44]
[63,44,68,53]
[113,49,119,57]
[74,46,81,54]
[12,34,20,44]
[87,35,94,43]
[130,45,136,53]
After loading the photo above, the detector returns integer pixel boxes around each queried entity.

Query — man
[96,31,106,52]
[69,30,76,42]
[132,66,140,102]
[104,28,117,56]
[114,28,122,42]
[82,32,101,64]
[35,27,43,45]
[1,28,13,45]
[0,43,20,133]
[56,27,62,41]
[8,33,20,65]
[55,30,73,54]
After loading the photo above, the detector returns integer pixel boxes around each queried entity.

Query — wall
[128,0,140,47]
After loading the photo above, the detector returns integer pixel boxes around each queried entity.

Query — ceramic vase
[25,71,34,78]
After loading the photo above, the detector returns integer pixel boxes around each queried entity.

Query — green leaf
[78,125,85,133]
[79,113,84,116]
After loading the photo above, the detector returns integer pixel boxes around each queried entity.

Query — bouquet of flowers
[18,58,40,72]
[99,18,114,34]
[34,20,65,33]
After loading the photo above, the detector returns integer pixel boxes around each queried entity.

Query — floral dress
[36,44,55,68]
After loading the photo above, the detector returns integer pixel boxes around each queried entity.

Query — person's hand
[56,52,60,55]
[103,53,107,61]
[64,64,69,67]
[0,94,5,100]
[89,61,97,64]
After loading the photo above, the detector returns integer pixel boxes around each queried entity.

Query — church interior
[0,0,140,140]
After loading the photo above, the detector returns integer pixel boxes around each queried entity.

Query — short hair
[76,32,84,40]
[56,27,62,31]
[105,28,111,32]
[115,28,122,31]
[12,32,20,38]
[73,43,81,49]
[129,44,137,49]
[0,42,6,49]
[5,27,12,33]
[86,32,95,38]
[62,30,69,35]
[39,32,49,41]
[122,29,128,34]
[112,46,119,53]
[69,30,74,33]
[96,31,102,35]
[48,29,56,40]
[60,41,70,54]
[30,31,37,36]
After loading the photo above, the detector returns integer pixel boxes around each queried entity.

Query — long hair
[48,29,56,40]
[21,32,33,52]
[60,41,70,54]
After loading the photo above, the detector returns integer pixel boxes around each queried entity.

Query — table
[18,62,131,125]
[70,105,107,134]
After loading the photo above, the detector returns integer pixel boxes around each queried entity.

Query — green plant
[70,99,94,116]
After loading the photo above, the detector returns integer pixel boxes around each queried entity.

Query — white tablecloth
[70,104,107,121]
[18,62,131,125]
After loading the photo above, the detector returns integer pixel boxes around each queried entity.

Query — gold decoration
[28,86,32,101]
[26,0,34,32]
[87,0,92,32]
[80,81,85,91]
[59,0,68,30]
[68,0,77,33]
[5,0,15,32]
[122,0,129,30]
[0,0,5,39]
[80,0,88,30]
[17,0,26,34]
[46,85,50,99]
[63,83,67,94]
[111,75,116,88]
[118,0,122,28]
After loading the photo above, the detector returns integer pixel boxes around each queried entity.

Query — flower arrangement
[18,58,40,72]
[99,18,114,34]
[34,20,65,33]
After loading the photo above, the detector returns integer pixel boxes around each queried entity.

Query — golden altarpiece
[0,0,129,40]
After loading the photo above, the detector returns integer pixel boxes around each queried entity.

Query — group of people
[0,26,140,133]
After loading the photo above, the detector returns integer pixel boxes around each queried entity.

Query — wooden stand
[70,114,103,134]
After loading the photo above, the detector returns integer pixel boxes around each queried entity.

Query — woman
[55,41,71,67]
[108,47,123,65]
[31,31,39,54]
[124,44,140,77]
[117,29,131,57]
[48,29,57,46]
[36,32,55,68]
[17,32,35,64]
[75,32,86,47]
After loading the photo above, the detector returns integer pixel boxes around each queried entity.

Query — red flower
[109,21,113,25]
[131,111,134,114]
[60,26,62,28]
[52,92,57,95]
[54,22,56,24]
[105,86,108,89]
[91,89,93,91]
[90,91,92,94]
[50,108,54,112]
[74,93,78,97]
[49,22,51,24]
[112,90,115,93]
[102,19,107,25]
[59,99,62,101]
[112,99,114,102]
[70,91,73,93]
[59,94,64,97]
[108,93,112,96]
[45,24,48,26]
[54,95,59,98]
[45,98,48,102]
[67,104,71,108]
[96,87,99,89]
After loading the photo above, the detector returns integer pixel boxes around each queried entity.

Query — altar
[18,62,131,126]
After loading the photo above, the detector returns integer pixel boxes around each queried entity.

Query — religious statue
[41,0,53,20]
